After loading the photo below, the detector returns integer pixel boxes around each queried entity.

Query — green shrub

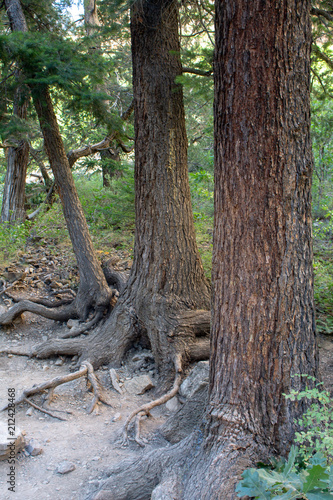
[236,376,333,499]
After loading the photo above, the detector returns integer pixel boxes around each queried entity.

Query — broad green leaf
[303,465,330,493]
[283,446,298,477]
[306,493,333,500]
[272,492,301,500]
[235,469,272,499]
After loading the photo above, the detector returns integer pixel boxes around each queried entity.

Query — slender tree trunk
[3,0,111,321]
[31,87,111,316]
[0,87,29,223]
[84,0,123,188]
[1,5,29,225]
[88,1,319,499]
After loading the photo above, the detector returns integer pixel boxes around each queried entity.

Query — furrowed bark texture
[1,2,29,223]
[181,1,319,498]
[1,86,29,223]
[127,0,210,373]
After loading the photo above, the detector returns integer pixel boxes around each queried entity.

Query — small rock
[111,412,122,422]
[67,319,80,329]
[0,422,25,461]
[26,408,33,416]
[42,336,47,342]
[124,374,155,395]
[56,461,76,474]
[179,361,209,399]
[55,358,64,366]
[42,365,49,371]
[7,354,13,358]
[25,439,43,456]
[109,368,122,395]
[0,305,7,315]
[165,396,180,413]
[91,456,101,461]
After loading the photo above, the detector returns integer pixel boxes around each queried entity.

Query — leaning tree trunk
[2,0,111,323]
[0,83,29,223]
[31,0,210,377]
[88,0,319,498]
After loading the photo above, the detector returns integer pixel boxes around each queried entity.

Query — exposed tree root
[0,299,78,325]
[23,397,66,421]
[5,291,75,308]
[121,353,183,447]
[85,361,112,413]
[1,361,111,417]
[0,274,27,297]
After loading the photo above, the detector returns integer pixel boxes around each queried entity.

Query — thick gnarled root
[1,361,111,419]
[0,299,78,325]
[121,354,183,447]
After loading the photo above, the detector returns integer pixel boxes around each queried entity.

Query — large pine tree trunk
[88,1,319,499]
[181,0,319,496]
[111,0,211,373]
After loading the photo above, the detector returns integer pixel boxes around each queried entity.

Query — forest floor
[0,243,332,500]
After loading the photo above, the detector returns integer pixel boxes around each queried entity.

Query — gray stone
[111,412,122,422]
[0,305,7,316]
[124,375,155,395]
[55,358,64,366]
[179,361,209,399]
[160,383,208,444]
[165,396,181,413]
[0,422,25,461]
[109,368,122,395]
[56,461,76,474]
[151,477,179,500]
[25,439,43,456]
[67,319,80,329]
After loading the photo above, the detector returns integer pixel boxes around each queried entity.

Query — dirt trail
[0,313,170,500]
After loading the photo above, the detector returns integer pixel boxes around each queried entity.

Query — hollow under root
[1,361,111,419]
[121,353,183,447]
[61,310,104,339]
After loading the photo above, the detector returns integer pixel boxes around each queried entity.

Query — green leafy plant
[236,446,333,499]
[285,376,333,464]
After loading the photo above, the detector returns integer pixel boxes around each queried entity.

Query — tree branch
[182,67,212,77]
[311,7,333,23]
[312,44,333,71]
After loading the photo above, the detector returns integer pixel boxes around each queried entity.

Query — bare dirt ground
[0,313,172,500]
[0,244,332,500]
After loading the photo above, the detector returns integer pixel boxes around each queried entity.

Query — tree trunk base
[87,428,264,500]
